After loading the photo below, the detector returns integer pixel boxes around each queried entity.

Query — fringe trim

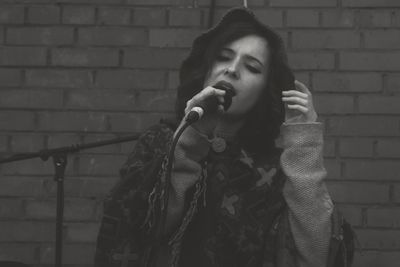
[168,163,208,267]
[141,155,169,232]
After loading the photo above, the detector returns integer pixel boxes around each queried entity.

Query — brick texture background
[0,0,399,266]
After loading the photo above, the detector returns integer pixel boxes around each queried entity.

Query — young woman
[95,7,352,267]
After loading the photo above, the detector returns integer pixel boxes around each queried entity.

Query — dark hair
[176,21,295,156]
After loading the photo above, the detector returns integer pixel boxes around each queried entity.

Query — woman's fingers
[282,90,308,99]
[287,104,308,113]
[185,86,226,114]
[282,96,308,106]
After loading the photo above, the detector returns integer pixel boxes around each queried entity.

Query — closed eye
[246,65,261,74]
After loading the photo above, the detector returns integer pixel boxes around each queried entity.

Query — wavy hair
[175,21,295,156]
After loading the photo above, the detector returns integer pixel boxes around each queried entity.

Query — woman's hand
[183,85,226,136]
[282,80,317,124]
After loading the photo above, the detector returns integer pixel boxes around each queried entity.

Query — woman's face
[203,34,270,117]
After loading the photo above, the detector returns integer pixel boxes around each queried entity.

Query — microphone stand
[0,134,141,267]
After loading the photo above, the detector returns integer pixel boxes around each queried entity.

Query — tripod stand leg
[53,154,67,267]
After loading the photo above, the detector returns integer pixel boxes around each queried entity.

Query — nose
[224,59,240,79]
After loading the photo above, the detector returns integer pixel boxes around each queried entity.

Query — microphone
[185,81,235,124]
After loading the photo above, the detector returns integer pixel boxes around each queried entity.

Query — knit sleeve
[280,122,334,267]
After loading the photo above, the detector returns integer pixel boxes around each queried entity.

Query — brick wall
[0,0,398,266]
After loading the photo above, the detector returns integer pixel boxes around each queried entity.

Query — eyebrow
[221,48,265,67]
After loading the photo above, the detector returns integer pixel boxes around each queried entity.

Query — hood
[179,7,294,91]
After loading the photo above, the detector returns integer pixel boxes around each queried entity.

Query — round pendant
[211,137,226,153]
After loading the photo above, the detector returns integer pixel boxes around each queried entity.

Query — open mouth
[214,81,236,97]
[214,80,236,111]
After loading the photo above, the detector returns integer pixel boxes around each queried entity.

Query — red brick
[356,10,392,27]
[345,160,400,180]
[42,176,84,198]
[287,10,319,28]
[57,0,120,3]
[65,89,134,110]
[47,133,81,149]
[78,27,147,46]
[137,91,176,112]
[6,27,74,45]
[168,70,180,90]
[293,72,310,85]
[0,198,24,218]
[80,177,117,197]
[367,207,400,227]
[327,181,389,203]
[394,184,400,203]
[0,6,24,24]
[335,204,363,226]
[339,138,374,158]
[353,251,400,267]
[2,156,74,176]
[98,7,131,25]
[65,222,98,242]
[324,159,341,179]
[127,0,192,5]
[0,111,35,131]
[25,199,97,221]
[38,111,106,132]
[40,243,95,265]
[359,96,400,114]
[323,138,336,157]
[343,0,400,7]
[82,133,121,154]
[197,0,251,6]
[123,47,188,69]
[0,243,38,264]
[0,135,8,152]
[149,29,202,48]
[10,134,45,153]
[0,68,22,86]
[62,6,95,24]
[0,177,42,197]
[26,69,91,89]
[321,10,354,28]
[109,112,161,133]
[270,0,337,7]
[394,11,400,27]
[0,47,46,66]
[356,229,400,249]
[27,6,60,24]
[377,139,400,158]
[95,70,165,90]
[328,116,398,136]
[0,221,54,242]
[340,52,400,71]
[313,94,354,114]
[133,8,167,26]
[51,48,119,67]
[78,154,126,176]
[313,72,381,92]
[387,74,400,93]
[0,89,63,109]
[288,52,335,70]
[292,30,360,49]
[365,30,400,49]
[251,9,283,28]
[0,27,4,44]
[169,9,202,26]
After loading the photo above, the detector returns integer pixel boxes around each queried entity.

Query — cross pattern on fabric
[112,244,138,267]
